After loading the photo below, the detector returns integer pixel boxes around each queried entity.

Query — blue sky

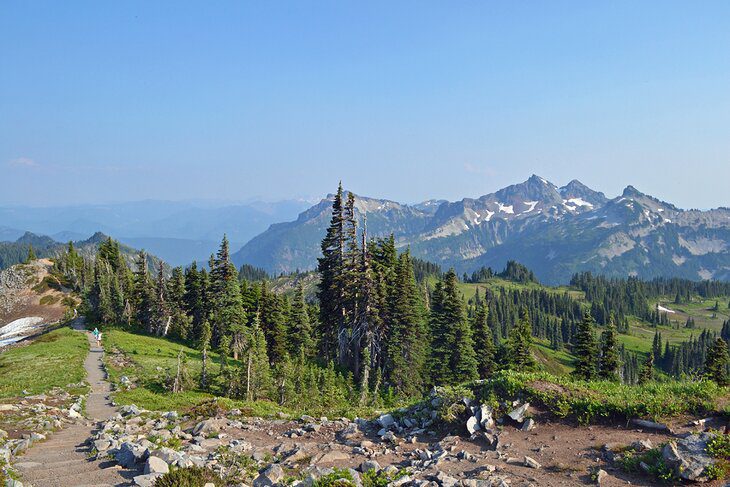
[2,1,729,208]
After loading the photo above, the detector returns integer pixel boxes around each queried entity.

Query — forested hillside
[55,184,730,414]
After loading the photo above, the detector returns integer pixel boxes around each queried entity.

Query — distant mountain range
[0,199,311,266]
[0,231,164,271]
[233,175,730,284]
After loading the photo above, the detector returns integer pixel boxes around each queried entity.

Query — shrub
[153,466,221,487]
[313,468,356,487]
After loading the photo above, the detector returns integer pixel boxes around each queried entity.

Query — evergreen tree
[638,352,654,384]
[387,250,428,397]
[242,314,272,401]
[572,312,598,380]
[26,244,36,263]
[317,183,346,361]
[288,283,314,356]
[430,270,478,385]
[259,282,288,364]
[132,250,154,330]
[151,260,170,336]
[598,318,620,381]
[507,307,536,372]
[209,236,245,347]
[472,296,496,378]
[704,338,730,386]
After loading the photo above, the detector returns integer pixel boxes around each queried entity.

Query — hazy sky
[2,1,729,209]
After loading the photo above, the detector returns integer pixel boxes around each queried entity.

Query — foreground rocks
[0,389,86,480]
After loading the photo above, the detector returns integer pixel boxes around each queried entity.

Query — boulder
[478,404,494,428]
[115,442,149,468]
[132,473,163,487]
[192,418,225,436]
[524,456,541,469]
[378,413,395,429]
[360,459,381,472]
[507,403,529,423]
[466,415,480,435]
[662,433,716,482]
[143,456,169,475]
[253,463,285,487]
[521,418,536,431]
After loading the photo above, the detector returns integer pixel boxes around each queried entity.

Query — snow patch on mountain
[498,203,514,214]
[522,201,538,213]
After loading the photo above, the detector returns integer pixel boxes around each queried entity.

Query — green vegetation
[617,446,677,483]
[153,466,222,487]
[705,433,730,480]
[0,327,88,398]
[475,370,725,423]
[48,184,730,423]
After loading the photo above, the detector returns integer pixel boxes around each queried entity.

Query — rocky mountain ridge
[232,176,730,284]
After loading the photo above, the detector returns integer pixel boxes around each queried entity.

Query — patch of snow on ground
[0,317,45,347]
[656,305,675,314]
[498,203,514,214]
[564,198,593,208]
[522,201,538,213]
[484,210,494,221]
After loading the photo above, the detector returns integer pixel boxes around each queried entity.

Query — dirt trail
[15,329,139,487]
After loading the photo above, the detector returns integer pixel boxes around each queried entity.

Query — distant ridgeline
[52,183,730,413]
[232,175,730,284]
[0,231,163,272]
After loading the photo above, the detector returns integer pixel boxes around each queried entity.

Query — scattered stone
[466,415,480,434]
[521,418,536,431]
[378,413,396,429]
[360,459,381,472]
[253,463,284,487]
[143,456,169,474]
[133,473,163,487]
[508,403,529,423]
[524,456,541,469]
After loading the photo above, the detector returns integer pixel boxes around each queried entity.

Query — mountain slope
[233,176,730,284]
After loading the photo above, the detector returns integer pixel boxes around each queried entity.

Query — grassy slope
[103,329,294,416]
[0,327,88,399]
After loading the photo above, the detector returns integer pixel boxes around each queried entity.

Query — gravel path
[15,329,139,487]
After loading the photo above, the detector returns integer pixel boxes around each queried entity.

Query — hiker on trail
[93,327,99,338]
[96,332,102,347]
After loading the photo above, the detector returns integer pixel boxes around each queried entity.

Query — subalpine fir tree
[638,352,654,384]
[151,261,170,336]
[242,314,272,401]
[317,183,345,361]
[209,235,245,347]
[572,312,598,380]
[598,318,620,381]
[703,338,730,386]
[507,307,536,372]
[26,244,36,263]
[288,283,314,357]
[652,330,663,362]
[132,250,154,330]
[472,297,496,378]
[260,282,288,363]
[430,270,478,385]
[387,250,428,397]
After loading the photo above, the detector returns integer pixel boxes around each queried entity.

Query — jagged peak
[83,231,112,244]
[622,185,645,198]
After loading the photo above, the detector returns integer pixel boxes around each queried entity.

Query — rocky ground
[0,389,86,477]
[86,395,729,487]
